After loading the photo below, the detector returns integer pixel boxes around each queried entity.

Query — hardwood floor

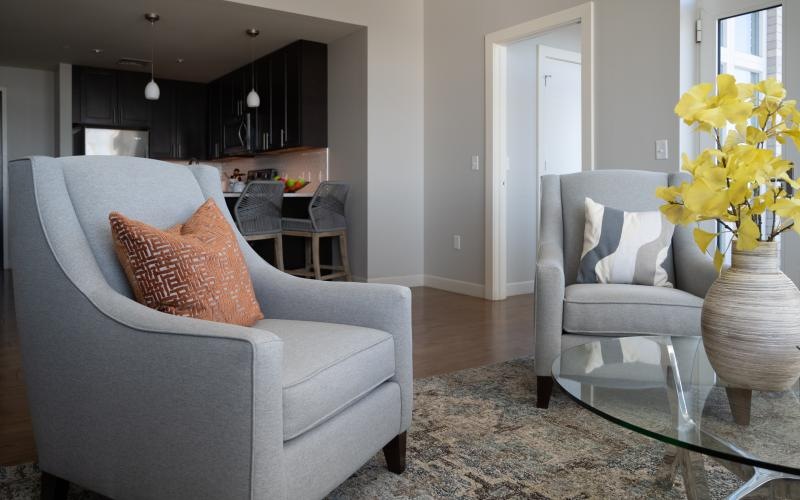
[0,273,533,465]
[0,272,36,466]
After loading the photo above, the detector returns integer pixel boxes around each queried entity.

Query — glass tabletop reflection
[552,335,800,475]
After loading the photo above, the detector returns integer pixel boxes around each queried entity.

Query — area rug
[0,358,740,499]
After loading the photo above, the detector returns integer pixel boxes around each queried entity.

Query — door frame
[484,2,595,300]
[1,87,7,269]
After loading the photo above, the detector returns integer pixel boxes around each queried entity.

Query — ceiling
[0,0,362,82]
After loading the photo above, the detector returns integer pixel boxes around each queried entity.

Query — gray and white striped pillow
[576,198,675,287]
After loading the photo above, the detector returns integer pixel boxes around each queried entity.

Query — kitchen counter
[223,192,313,198]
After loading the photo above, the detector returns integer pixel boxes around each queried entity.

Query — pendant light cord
[150,19,155,80]
[250,35,255,90]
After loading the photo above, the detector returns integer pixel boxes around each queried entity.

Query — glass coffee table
[552,335,800,499]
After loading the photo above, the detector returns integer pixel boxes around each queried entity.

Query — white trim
[485,2,594,301]
[368,274,425,287]
[506,280,535,296]
[423,275,485,298]
[1,87,7,269]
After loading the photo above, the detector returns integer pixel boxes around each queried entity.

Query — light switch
[471,155,480,171]
[655,139,669,160]
[453,235,462,250]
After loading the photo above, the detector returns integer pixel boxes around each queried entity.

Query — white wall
[594,0,681,172]
[505,26,581,292]
[228,0,425,284]
[328,28,368,281]
[0,65,57,269]
[0,65,57,160]
[425,0,682,289]
[782,1,800,284]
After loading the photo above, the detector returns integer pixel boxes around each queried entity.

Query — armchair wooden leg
[383,432,407,474]
[40,471,69,500]
[537,376,553,409]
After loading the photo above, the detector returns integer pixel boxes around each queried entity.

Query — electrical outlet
[471,155,480,171]
[453,235,462,250]
[655,139,669,160]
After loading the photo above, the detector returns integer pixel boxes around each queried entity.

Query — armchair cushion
[563,284,703,337]
[252,319,395,440]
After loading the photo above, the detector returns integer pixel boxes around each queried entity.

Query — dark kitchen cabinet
[175,82,207,161]
[220,68,247,122]
[76,67,118,126]
[149,80,176,159]
[207,80,222,159]
[73,67,153,129]
[269,50,286,149]
[271,40,327,150]
[253,57,272,152]
[117,71,152,128]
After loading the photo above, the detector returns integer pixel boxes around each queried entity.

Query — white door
[537,45,581,179]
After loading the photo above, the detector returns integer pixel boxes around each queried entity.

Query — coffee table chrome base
[657,445,800,499]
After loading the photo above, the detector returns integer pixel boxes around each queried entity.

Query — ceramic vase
[701,241,800,391]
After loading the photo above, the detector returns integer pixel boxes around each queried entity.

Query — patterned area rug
[1,359,741,499]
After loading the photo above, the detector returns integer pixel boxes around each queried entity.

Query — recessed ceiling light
[91,48,103,55]
[176,58,185,63]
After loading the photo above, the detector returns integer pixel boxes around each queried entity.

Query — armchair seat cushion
[252,319,395,440]
[562,284,703,337]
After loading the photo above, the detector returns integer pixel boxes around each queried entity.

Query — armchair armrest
[535,174,567,378]
[535,241,566,377]
[21,288,286,499]
[247,265,413,433]
[673,224,719,298]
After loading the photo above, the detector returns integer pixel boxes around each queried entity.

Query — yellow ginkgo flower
[659,74,800,269]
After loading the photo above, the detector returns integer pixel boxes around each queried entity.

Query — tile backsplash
[171,148,329,193]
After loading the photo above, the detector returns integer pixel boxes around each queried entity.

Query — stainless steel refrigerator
[74,127,149,157]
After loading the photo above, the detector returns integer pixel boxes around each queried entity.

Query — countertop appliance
[247,168,278,181]
[73,127,149,157]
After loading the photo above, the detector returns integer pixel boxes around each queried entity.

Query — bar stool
[234,180,285,271]
[282,181,351,281]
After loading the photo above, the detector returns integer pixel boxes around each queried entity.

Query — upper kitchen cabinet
[73,66,152,129]
[149,79,176,159]
[252,56,272,152]
[219,67,247,122]
[175,81,207,161]
[117,71,152,128]
[74,67,118,126]
[273,40,327,150]
[207,80,222,159]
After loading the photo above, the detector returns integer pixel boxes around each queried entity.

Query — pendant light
[246,28,260,108]
[144,13,161,101]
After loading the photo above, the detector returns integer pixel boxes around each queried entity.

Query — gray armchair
[9,156,412,500]
[535,170,717,408]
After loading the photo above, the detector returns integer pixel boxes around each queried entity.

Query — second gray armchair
[535,170,718,408]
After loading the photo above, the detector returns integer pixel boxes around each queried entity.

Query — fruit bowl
[274,177,309,193]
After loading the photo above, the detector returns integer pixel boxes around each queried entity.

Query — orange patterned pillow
[109,198,264,327]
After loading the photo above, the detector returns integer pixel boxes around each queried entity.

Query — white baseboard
[368,274,425,287]
[423,274,485,298]
[506,280,534,296]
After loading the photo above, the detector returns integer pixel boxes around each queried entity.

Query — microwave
[223,113,251,156]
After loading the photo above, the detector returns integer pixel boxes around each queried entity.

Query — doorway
[504,29,582,297]
[485,3,594,300]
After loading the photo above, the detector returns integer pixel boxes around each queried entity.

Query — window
[716,5,783,252]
